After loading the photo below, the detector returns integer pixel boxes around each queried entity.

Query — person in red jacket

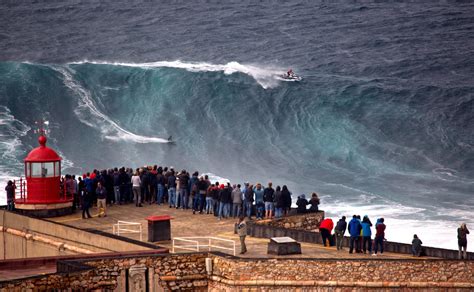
[319,218,334,247]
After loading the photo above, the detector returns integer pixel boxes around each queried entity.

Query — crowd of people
[4,164,470,259]
[58,165,321,221]
[318,215,388,256]
[318,215,470,259]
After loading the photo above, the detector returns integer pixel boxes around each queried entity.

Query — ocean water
[0,1,473,251]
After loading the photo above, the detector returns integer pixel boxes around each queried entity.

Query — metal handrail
[113,220,143,241]
[172,236,236,256]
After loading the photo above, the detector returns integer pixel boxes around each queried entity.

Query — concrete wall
[0,210,158,260]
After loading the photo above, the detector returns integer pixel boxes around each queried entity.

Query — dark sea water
[0,1,473,249]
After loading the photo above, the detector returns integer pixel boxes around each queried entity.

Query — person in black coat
[81,177,92,219]
[296,194,309,213]
[281,185,292,216]
[309,192,320,212]
[334,216,347,250]
[5,180,15,211]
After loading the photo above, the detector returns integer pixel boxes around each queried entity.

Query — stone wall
[254,212,324,230]
[209,255,474,290]
[0,253,208,291]
[2,252,474,291]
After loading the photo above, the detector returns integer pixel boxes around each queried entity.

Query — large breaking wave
[0,60,473,250]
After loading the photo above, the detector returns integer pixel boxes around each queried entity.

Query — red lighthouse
[15,133,73,217]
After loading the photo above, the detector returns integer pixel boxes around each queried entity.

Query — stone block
[267,237,301,255]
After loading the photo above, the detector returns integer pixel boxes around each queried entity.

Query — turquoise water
[0,1,473,249]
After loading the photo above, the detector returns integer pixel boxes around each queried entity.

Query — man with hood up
[348,215,362,254]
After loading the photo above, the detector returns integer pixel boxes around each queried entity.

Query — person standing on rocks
[458,223,470,259]
[237,216,247,254]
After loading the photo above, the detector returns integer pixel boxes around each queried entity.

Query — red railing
[14,176,73,204]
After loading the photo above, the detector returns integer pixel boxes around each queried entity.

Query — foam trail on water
[0,106,30,205]
[53,66,170,144]
[70,60,287,89]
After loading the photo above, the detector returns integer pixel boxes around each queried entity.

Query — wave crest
[69,60,288,89]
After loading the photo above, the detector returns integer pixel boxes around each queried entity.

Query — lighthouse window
[31,162,55,178]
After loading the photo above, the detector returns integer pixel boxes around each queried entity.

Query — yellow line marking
[54,215,97,223]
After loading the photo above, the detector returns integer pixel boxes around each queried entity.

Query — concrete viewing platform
[48,203,425,260]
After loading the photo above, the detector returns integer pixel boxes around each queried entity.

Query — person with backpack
[348,215,362,254]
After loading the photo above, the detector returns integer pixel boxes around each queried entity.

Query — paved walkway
[50,203,422,259]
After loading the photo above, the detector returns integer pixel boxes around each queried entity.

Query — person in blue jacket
[361,215,373,254]
[348,215,362,254]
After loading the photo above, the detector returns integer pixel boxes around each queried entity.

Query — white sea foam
[324,196,474,252]
[201,173,230,185]
[53,66,170,144]
[0,106,30,205]
[211,172,473,251]
[69,60,288,89]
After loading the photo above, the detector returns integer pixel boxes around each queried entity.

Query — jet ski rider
[287,69,294,78]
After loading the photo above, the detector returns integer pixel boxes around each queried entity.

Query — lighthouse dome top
[24,135,61,162]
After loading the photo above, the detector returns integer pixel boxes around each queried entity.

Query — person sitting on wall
[296,194,309,213]
[412,234,423,257]
[308,192,320,212]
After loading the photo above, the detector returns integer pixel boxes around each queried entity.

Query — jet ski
[279,69,302,81]
[279,74,302,81]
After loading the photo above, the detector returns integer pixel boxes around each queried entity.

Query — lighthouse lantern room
[15,133,73,217]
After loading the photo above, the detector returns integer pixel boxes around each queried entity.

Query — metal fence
[172,237,236,256]
[113,220,143,241]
